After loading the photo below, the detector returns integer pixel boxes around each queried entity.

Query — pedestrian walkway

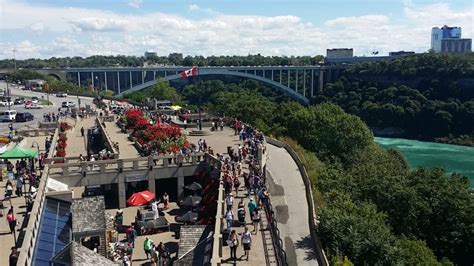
[64,117,95,157]
[266,144,319,266]
[188,128,269,265]
[104,121,140,159]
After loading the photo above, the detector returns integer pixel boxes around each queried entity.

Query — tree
[397,236,441,265]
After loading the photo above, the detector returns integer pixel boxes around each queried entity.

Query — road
[0,81,93,134]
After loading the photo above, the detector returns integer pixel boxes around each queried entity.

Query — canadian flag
[181,66,198,79]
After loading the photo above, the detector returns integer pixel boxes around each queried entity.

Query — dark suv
[15,112,34,122]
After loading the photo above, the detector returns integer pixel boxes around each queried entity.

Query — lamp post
[5,75,11,110]
[95,76,99,94]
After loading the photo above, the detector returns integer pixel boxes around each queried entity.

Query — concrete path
[104,121,140,159]
[65,117,96,157]
[188,128,269,265]
[266,144,319,266]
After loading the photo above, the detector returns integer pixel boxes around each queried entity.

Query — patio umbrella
[127,190,155,206]
[179,195,202,208]
[185,182,202,191]
[176,211,198,223]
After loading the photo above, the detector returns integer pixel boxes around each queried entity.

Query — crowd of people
[218,120,269,263]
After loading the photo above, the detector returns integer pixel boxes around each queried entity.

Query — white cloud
[0,0,471,59]
[70,17,128,32]
[128,0,143,9]
[29,22,46,35]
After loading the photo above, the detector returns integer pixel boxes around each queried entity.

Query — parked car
[62,101,76,108]
[0,110,17,122]
[25,103,43,109]
[0,99,14,107]
[31,97,39,104]
[56,92,68,97]
[15,112,34,122]
[14,98,25,105]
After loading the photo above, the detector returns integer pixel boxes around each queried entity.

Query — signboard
[126,175,146,182]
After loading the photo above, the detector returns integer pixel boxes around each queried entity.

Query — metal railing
[263,198,288,266]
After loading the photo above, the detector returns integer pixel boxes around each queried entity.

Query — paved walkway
[104,121,140,159]
[188,128,269,265]
[266,144,318,266]
[65,118,96,157]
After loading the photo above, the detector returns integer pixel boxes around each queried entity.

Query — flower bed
[122,108,190,153]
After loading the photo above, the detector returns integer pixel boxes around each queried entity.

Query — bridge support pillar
[295,69,298,93]
[303,70,306,97]
[77,72,80,87]
[318,70,324,94]
[129,71,132,90]
[311,69,314,97]
[105,72,108,92]
[117,72,120,94]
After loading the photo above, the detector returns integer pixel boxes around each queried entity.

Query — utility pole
[12,49,17,70]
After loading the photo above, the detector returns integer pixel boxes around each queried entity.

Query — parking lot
[0,81,94,134]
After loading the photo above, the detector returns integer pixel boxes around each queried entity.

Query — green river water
[374,137,474,187]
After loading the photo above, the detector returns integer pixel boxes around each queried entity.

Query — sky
[0,0,472,59]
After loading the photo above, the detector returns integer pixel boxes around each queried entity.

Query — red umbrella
[127,190,155,206]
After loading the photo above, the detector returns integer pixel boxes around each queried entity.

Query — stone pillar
[177,172,184,199]
[118,179,126,208]
[148,178,156,195]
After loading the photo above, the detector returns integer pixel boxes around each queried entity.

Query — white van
[0,110,17,122]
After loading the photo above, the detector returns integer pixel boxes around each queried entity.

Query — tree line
[128,79,474,265]
[312,53,474,145]
[0,53,324,69]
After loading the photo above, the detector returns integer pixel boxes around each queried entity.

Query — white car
[0,100,14,107]
[25,103,43,109]
[62,101,76,108]
[31,97,39,104]
[56,92,68,97]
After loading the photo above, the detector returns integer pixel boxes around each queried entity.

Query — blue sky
[0,0,472,59]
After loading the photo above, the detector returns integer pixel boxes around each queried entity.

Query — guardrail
[266,138,328,266]
[46,153,206,177]
[211,162,225,266]
[17,128,59,266]
[15,128,55,137]
[263,195,288,266]
[97,116,119,158]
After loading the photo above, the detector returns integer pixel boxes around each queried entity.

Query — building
[389,51,415,56]
[144,51,157,58]
[326,48,353,58]
[441,38,472,53]
[431,25,471,53]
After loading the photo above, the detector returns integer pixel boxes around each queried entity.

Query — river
[374,137,474,187]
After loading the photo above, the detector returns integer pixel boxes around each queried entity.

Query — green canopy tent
[0,145,38,159]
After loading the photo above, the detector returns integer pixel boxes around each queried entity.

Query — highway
[0,81,94,134]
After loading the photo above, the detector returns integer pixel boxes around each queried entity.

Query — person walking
[80,127,85,137]
[248,198,256,216]
[151,200,159,220]
[162,192,169,210]
[241,226,252,261]
[15,176,23,197]
[252,208,261,234]
[227,230,239,263]
[7,208,16,234]
[225,209,234,230]
[144,237,153,259]
[225,193,234,211]
[9,247,19,266]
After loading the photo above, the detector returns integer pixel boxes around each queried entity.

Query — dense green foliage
[123,81,182,104]
[0,53,324,69]
[127,77,474,265]
[314,53,474,145]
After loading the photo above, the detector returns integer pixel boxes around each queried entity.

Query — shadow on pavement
[295,235,318,261]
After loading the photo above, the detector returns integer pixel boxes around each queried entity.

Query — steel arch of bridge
[121,68,312,104]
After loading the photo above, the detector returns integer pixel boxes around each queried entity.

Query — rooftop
[71,196,106,233]
[175,225,214,266]
[52,241,120,265]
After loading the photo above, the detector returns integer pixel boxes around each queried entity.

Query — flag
[181,66,198,79]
